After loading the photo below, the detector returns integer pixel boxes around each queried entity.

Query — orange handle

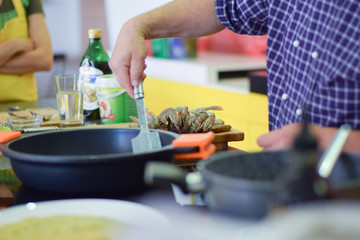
[172,131,216,159]
[0,131,21,155]
[0,131,21,143]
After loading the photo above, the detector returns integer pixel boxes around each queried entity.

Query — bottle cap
[88,29,102,39]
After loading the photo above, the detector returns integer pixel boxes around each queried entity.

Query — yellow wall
[144,77,269,152]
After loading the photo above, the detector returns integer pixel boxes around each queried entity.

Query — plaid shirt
[216,0,360,130]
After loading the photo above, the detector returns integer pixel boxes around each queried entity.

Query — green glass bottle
[79,29,112,121]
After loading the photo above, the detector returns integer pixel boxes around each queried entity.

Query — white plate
[264,201,360,240]
[0,198,169,228]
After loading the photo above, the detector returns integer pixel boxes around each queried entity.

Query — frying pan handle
[172,132,216,159]
[144,162,205,194]
[0,131,21,143]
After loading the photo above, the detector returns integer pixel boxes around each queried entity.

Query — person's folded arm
[0,13,53,74]
[0,38,33,67]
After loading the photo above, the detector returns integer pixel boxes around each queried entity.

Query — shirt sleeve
[27,0,44,16]
[215,0,269,35]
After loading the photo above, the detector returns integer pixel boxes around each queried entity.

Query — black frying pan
[0,128,211,194]
[145,150,360,219]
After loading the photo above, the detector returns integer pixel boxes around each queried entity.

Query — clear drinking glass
[54,75,84,127]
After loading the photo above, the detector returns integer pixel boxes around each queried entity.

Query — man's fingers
[130,55,146,87]
[257,130,290,150]
[110,50,135,98]
[257,132,274,149]
[111,62,135,98]
[257,123,303,151]
[141,73,147,81]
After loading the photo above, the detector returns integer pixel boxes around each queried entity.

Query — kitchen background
[38,0,268,152]
[38,0,172,92]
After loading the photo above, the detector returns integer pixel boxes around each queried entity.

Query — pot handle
[0,131,21,155]
[0,131,21,143]
[144,161,205,194]
[172,131,216,159]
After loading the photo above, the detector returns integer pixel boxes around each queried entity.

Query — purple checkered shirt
[215,0,360,130]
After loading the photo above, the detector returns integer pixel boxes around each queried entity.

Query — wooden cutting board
[0,110,244,150]
[82,123,244,151]
[0,108,60,127]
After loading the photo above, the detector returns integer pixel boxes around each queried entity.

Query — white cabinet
[104,0,172,52]
[145,51,266,93]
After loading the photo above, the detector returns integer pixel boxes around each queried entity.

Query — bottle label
[96,87,137,124]
[79,66,103,110]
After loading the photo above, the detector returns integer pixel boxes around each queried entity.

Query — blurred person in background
[0,0,52,102]
[110,0,360,153]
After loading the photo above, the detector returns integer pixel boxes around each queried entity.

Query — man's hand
[257,123,303,150]
[257,123,360,153]
[109,0,224,99]
[110,20,148,99]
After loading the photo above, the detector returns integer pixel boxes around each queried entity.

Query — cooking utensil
[8,106,21,111]
[145,151,285,219]
[274,123,352,206]
[30,111,58,121]
[7,111,27,118]
[8,110,55,122]
[318,124,351,178]
[145,149,360,219]
[19,126,59,133]
[131,83,161,153]
[0,128,215,194]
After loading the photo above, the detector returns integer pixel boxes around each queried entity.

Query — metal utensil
[131,82,162,153]
[30,111,58,121]
[8,106,22,111]
[7,111,28,118]
[8,110,54,122]
[318,124,352,178]
[20,126,59,133]
[273,123,352,206]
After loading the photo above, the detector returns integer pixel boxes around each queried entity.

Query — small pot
[0,128,215,194]
[145,150,360,219]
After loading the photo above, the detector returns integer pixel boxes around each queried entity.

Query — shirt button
[293,40,300,47]
[311,51,319,59]
[296,108,303,116]
[281,93,288,100]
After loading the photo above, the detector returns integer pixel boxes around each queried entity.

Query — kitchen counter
[0,99,268,239]
[0,128,260,239]
[3,158,360,240]
[0,98,101,127]
[2,99,360,239]
[0,98,57,112]
[0,162,272,240]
